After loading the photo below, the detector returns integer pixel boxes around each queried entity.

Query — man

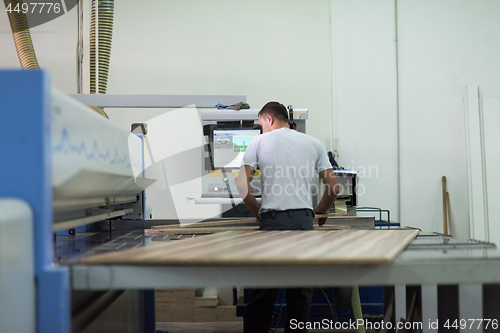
[236,101,339,333]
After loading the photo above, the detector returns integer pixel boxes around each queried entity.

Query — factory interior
[1,1,500,332]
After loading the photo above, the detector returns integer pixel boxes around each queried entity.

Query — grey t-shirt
[242,127,332,213]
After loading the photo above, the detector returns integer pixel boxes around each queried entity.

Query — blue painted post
[144,290,156,333]
[134,132,155,332]
[0,70,70,333]
[135,132,146,218]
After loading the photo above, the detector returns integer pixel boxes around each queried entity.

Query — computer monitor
[213,129,260,168]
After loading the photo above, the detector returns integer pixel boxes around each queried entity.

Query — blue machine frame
[0,70,70,332]
[135,132,156,333]
[0,70,156,333]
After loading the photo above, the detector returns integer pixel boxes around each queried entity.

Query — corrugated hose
[3,0,111,119]
[90,0,113,94]
[88,0,114,118]
[4,0,40,70]
[89,0,115,119]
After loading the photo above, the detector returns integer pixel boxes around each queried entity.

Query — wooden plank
[81,229,419,266]
[150,225,350,233]
[442,176,448,235]
[192,305,242,322]
[156,309,193,322]
[380,293,394,333]
[151,218,258,229]
[465,86,487,241]
[215,305,240,321]
[446,192,453,237]
[147,225,350,236]
[407,292,417,322]
[151,213,355,230]
[194,295,218,307]
[155,290,195,303]
[482,98,500,247]
[155,301,193,310]
[334,199,348,215]
[193,308,217,322]
[323,216,374,228]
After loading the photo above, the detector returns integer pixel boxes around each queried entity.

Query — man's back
[243,127,331,212]
[239,102,338,333]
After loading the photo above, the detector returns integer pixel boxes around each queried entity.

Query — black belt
[259,208,314,220]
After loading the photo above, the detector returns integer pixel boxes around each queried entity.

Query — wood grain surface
[81,229,419,266]
[151,213,355,230]
[145,225,350,236]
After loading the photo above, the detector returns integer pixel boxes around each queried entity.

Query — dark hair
[258,101,288,123]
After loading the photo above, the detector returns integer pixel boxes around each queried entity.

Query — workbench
[66,228,500,333]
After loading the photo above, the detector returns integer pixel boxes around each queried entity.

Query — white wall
[0,5,77,92]
[330,0,500,239]
[397,0,500,238]
[108,0,331,218]
[106,0,332,144]
[106,0,333,219]
[330,0,399,223]
[3,1,500,235]
[1,1,333,219]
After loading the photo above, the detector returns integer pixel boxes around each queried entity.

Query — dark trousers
[243,209,314,333]
[244,287,313,333]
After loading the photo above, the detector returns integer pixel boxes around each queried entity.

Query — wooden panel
[482,98,500,247]
[81,230,419,266]
[145,225,349,237]
[151,213,353,230]
[465,86,487,241]
[194,296,218,307]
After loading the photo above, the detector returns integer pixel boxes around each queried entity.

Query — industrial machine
[196,108,309,217]
[0,69,251,332]
[0,69,157,333]
[2,70,500,333]
[195,109,360,219]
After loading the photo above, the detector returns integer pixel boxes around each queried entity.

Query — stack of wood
[155,289,196,322]
[155,288,242,323]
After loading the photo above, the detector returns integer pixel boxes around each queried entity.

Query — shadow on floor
[157,322,370,333]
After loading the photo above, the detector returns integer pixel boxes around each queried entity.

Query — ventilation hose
[88,105,109,118]
[90,0,113,94]
[4,0,109,119]
[89,0,114,119]
[4,0,40,70]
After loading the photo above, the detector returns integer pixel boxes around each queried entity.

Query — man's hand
[314,169,339,226]
[236,165,260,219]
[313,206,329,226]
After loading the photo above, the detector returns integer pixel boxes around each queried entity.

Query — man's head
[258,102,289,133]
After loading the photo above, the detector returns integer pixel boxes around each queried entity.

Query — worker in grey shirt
[236,101,339,333]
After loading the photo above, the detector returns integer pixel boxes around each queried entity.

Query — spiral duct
[4,0,40,70]
[90,0,114,94]
[88,0,114,119]
[4,0,110,119]
[88,105,109,118]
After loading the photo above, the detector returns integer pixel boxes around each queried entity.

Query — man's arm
[313,169,339,226]
[236,165,260,218]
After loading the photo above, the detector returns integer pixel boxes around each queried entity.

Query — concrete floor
[156,322,372,333]
[156,322,242,333]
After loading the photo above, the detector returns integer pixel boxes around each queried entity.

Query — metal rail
[54,195,138,212]
[53,208,134,232]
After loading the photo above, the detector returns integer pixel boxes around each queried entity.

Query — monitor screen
[213,129,260,168]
